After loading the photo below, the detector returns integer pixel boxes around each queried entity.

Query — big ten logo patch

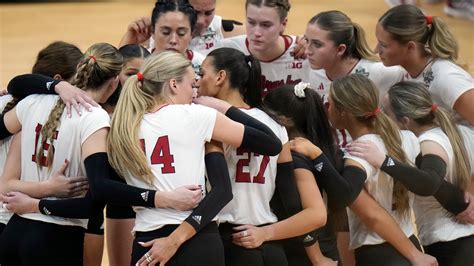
[286,60,303,69]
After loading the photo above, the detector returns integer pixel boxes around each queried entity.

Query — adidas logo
[192,215,202,224]
[43,207,51,215]
[386,158,395,167]
[315,162,323,172]
[318,83,324,91]
[141,192,149,202]
[303,235,314,243]
[46,81,54,90]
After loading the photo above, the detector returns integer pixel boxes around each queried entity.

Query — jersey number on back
[235,148,269,184]
[141,136,176,174]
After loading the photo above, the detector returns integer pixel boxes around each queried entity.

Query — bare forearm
[350,191,419,262]
[3,179,52,198]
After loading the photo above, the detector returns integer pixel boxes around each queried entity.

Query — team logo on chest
[423,69,434,86]
[355,66,369,77]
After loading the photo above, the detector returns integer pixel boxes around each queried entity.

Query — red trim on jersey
[245,35,293,63]
[326,59,361,82]
[186,49,194,61]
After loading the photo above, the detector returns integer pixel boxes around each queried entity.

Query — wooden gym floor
[0,0,472,264]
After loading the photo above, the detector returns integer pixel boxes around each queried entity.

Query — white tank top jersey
[414,127,474,246]
[15,95,110,228]
[0,95,14,224]
[218,108,288,225]
[344,130,419,250]
[309,59,405,149]
[403,58,474,128]
[188,15,225,55]
[124,104,217,233]
[219,35,312,96]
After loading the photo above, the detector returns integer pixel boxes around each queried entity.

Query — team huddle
[0,0,473,266]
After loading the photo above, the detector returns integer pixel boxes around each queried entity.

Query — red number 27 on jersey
[140,136,176,174]
[235,148,270,184]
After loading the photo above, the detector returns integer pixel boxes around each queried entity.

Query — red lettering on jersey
[205,42,214,49]
[261,75,302,96]
[141,136,176,174]
[31,123,59,167]
[235,148,270,184]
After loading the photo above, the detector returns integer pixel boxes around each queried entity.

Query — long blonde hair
[331,74,410,214]
[388,81,470,190]
[37,43,122,170]
[107,51,191,185]
[379,5,458,61]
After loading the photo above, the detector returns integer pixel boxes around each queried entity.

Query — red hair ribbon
[137,72,144,82]
[365,107,381,119]
[431,104,438,113]
[425,16,433,25]
[89,55,96,62]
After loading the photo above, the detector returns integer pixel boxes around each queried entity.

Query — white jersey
[149,49,204,77]
[0,95,14,224]
[220,35,312,96]
[188,15,225,55]
[344,131,419,249]
[310,60,405,149]
[414,127,474,246]
[218,108,288,225]
[16,95,110,228]
[403,58,474,128]
[186,49,205,76]
[124,104,216,233]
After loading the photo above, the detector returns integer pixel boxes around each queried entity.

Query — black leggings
[354,235,421,266]
[131,222,224,266]
[219,222,288,266]
[0,214,85,266]
[424,234,474,266]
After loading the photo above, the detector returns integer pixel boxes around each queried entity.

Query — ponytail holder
[137,72,144,82]
[425,16,433,25]
[431,103,438,113]
[244,55,252,68]
[294,82,310,98]
[89,55,96,62]
[365,107,381,119]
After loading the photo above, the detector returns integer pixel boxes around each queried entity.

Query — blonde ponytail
[389,81,470,190]
[331,74,410,214]
[108,51,191,184]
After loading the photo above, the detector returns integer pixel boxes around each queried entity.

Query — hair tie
[431,103,438,113]
[294,82,310,98]
[244,55,252,68]
[365,107,381,119]
[89,55,96,62]
[425,16,433,25]
[137,72,144,82]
